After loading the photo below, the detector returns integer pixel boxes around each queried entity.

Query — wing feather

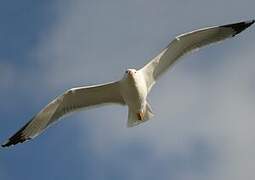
[2,81,124,147]
[141,20,254,91]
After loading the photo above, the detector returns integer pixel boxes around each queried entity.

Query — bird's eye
[125,70,128,73]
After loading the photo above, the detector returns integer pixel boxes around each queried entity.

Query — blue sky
[1,0,255,179]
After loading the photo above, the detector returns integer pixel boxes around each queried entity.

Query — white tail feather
[127,102,154,128]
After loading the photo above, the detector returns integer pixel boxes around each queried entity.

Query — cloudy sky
[1,0,255,179]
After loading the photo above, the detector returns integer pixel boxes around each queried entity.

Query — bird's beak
[128,71,133,76]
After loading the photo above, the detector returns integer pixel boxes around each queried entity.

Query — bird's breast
[120,73,147,111]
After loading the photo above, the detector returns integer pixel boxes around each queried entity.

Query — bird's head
[125,69,137,78]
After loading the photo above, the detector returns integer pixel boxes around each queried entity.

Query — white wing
[141,20,254,91]
[2,81,124,147]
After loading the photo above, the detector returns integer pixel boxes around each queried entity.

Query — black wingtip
[1,143,7,148]
[2,140,13,148]
[1,136,29,148]
[1,136,31,148]
[1,120,33,148]
[221,19,255,36]
[1,138,27,148]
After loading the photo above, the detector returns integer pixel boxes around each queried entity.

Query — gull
[2,20,254,147]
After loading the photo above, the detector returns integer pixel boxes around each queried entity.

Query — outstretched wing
[2,81,124,147]
[141,20,254,91]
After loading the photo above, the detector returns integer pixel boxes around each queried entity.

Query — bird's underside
[2,19,254,147]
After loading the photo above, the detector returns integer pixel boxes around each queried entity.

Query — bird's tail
[127,102,154,127]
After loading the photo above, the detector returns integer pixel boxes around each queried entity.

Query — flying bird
[2,20,254,147]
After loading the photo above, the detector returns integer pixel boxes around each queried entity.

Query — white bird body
[120,69,147,113]
[2,20,254,147]
[119,69,153,127]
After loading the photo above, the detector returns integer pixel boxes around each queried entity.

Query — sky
[0,0,255,179]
